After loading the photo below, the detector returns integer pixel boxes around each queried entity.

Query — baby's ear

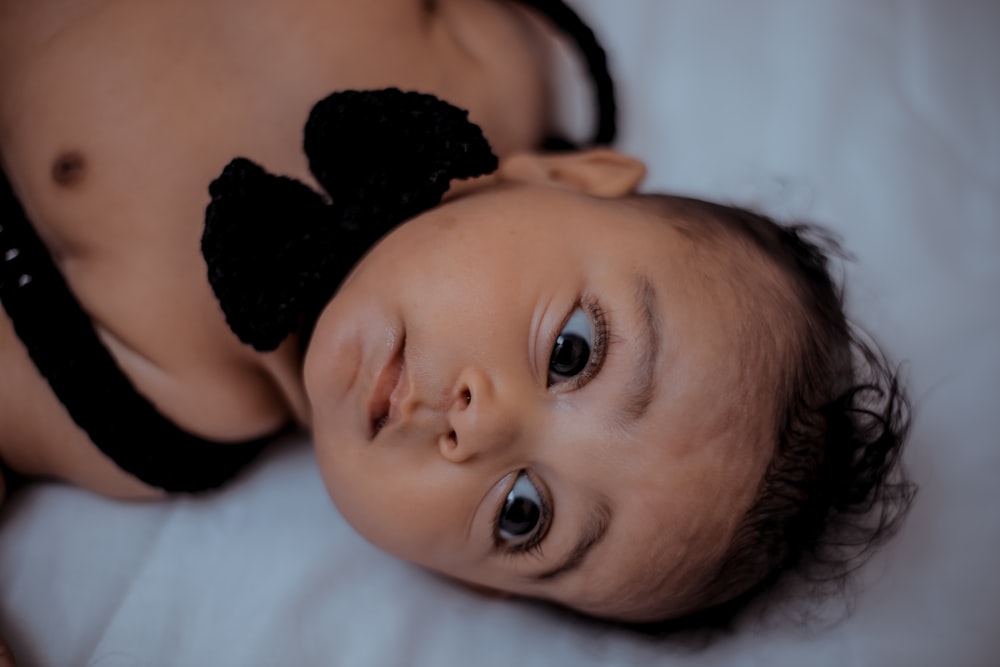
[496,148,645,197]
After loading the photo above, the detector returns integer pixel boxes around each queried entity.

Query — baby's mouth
[368,334,406,440]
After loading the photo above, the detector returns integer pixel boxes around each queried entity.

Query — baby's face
[304,179,775,620]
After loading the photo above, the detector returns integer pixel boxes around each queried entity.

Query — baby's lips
[368,334,406,440]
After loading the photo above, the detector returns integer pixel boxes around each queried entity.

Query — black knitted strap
[0,166,278,493]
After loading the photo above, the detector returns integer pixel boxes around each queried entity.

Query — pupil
[501,497,540,536]
[551,334,589,376]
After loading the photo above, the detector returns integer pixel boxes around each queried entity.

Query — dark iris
[549,333,590,378]
[500,495,541,537]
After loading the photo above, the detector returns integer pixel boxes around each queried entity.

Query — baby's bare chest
[0,0,440,327]
[0,0,432,252]
[0,0,401,448]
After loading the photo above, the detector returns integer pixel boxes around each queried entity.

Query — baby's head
[303,149,914,627]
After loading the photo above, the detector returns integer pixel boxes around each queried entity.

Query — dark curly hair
[628,194,916,634]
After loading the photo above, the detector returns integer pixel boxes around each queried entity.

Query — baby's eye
[497,473,544,545]
[548,307,593,385]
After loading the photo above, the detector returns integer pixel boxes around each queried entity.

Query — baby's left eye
[548,307,593,385]
[497,472,544,545]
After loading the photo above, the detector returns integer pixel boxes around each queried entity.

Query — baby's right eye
[548,307,593,385]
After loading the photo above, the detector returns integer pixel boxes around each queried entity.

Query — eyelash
[547,296,611,391]
[491,473,552,558]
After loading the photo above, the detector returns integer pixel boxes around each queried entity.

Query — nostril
[463,389,471,405]
[439,429,459,456]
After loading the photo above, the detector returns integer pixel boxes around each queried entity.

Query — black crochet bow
[202,89,499,351]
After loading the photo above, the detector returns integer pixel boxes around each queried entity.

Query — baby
[0,0,912,645]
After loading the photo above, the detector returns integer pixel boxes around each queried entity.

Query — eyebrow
[532,497,612,582]
[616,275,662,427]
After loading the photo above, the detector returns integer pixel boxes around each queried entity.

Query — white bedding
[3,1,999,665]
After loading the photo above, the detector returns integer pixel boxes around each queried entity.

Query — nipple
[51,151,86,187]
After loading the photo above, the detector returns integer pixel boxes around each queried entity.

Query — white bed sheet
[3,1,999,665]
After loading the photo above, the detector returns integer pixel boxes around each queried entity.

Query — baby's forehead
[560,466,754,621]
[556,398,776,622]
[644,198,801,374]
[561,201,796,621]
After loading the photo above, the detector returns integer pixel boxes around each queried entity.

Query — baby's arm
[0,470,13,667]
[1,330,21,667]
[0,309,161,500]
[0,609,11,666]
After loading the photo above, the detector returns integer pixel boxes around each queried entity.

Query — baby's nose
[438,367,521,463]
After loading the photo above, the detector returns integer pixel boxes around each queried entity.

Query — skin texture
[0,0,779,626]
[0,0,548,497]
[305,153,776,620]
